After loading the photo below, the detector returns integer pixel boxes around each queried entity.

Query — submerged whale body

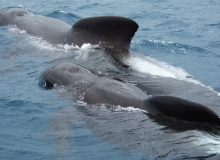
[0,7,138,63]
[41,63,220,127]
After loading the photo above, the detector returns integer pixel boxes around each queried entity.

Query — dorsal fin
[70,16,138,51]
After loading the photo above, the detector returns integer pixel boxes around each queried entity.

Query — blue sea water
[1,0,220,159]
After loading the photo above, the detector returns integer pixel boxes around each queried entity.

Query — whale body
[41,63,220,127]
[0,7,138,63]
[2,7,219,127]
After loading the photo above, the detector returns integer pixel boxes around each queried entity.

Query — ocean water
[1,0,220,159]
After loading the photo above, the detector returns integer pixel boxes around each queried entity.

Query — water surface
[1,0,220,159]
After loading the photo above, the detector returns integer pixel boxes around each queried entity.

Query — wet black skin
[42,63,220,127]
[0,7,138,64]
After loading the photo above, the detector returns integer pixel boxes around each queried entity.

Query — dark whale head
[0,7,33,26]
[41,63,148,108]
[145,96,220,127]
[42,63,95,87]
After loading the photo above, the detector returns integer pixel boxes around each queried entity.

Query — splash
[192,132,220,155]
[95,104,144,113]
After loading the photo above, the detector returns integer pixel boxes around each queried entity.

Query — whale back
[0,8,138,51]
[68,16,139,51]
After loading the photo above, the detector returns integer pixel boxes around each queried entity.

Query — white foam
[148,39,174,45]
[53,83,68,93]
[8,27,27,34]
[113,106,144,112]
[192,132,220,154]
[59,10,68,14]
[124,54,202,84]
[96,104,144,113]
[27,37,96,58]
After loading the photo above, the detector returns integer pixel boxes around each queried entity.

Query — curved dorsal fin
[70,16,138,51]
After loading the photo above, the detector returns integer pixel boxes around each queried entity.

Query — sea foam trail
[124,53,220,96]
[124,53,201,84]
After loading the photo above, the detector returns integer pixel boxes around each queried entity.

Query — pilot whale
[41,63,220,127]
[0,7,138,63]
